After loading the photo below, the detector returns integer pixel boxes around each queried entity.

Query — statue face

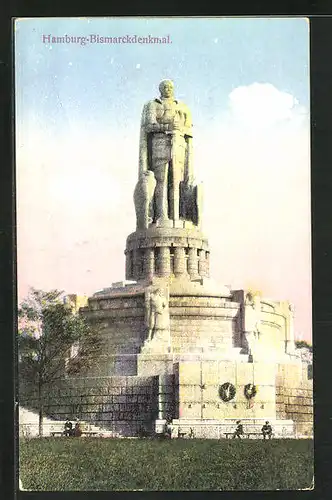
[159,80,174,98]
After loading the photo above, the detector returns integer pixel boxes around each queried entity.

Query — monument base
[77,277,312,438]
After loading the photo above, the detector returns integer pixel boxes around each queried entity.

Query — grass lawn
[19,437,314,491]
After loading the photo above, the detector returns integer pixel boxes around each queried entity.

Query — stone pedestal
[125,226,209,281]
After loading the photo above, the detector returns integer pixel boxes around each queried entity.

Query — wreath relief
[244,383,257,399]
[219,382,236,402]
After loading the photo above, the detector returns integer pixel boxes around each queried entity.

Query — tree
[18,288,103,436]
[295,340,312,353]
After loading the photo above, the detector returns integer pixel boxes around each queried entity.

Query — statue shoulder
[141,99,161,121]
[176,100,191,113]
[143,99,161,109]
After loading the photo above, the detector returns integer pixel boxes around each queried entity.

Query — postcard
[15,16,313,491]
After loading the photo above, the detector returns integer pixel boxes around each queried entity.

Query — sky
[15,17,311,341]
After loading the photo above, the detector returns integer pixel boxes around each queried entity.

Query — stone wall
[81,294,146,376]
[81,284,297,368]
[77,285,313,438]
[177,361,277,421]
[170,297,241,353]
[276,363,313,437]
[258,310,290,358]
[81,290,244,365]
[25,376,161,437]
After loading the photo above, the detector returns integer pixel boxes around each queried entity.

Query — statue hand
[184,127,193,138]
[172,117,181,131]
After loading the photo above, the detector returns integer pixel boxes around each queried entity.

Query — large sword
[169,115,183,224]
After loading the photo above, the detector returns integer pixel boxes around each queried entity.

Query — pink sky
[16,82,311,341]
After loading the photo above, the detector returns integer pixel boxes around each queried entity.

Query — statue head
[159,79,174,99]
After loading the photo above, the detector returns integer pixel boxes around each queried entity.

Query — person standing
[232,420,244,439]
[261,421,273,440]
[63,418,73,437]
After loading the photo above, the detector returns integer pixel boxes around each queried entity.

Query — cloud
[227,82,306,129]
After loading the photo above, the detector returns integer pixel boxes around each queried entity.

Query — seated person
[163,418,173,439]
[138,425,148,438]
[261,421,273,440]
[177,428,186,438]
[63,418,73,437]
[232,420,244,439]
[73,422,82,437]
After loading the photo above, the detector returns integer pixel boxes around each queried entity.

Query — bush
[19,437,313,491]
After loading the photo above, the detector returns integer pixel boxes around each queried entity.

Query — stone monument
[74,80,313,439]
[127,80,206,282]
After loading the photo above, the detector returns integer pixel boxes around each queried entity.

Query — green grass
[19,437,314,491]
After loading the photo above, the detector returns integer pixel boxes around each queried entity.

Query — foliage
[18,288,103,433]
[19,437,314,491]
[295,340,312,353]
[19,288,102,380]
[246,288,262,301]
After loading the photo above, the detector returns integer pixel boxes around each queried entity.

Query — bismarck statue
[134,80,202,229]
[126,80,209,282]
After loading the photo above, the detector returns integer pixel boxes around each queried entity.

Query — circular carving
[219,382,236,402]
[244,383,257,399]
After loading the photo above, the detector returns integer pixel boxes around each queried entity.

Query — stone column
[158,246,171,276]
[205,251,210,278]
[198,250,205,278]
[174,247,186,276]
[144,247,154,279]
[188,247,199,278]
[133,249,141,280]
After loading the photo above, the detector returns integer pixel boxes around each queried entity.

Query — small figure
[188,427,195,439]
[177,428,186,438]
[168,423,175,439]
[232,420,244,439]
[163,420,172,439]
[146,288,169,341]
[261,421,273,440]
[138,425,148,438]
[73,422,82,437]
[244,292,261,358]
[63,418,73,437]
